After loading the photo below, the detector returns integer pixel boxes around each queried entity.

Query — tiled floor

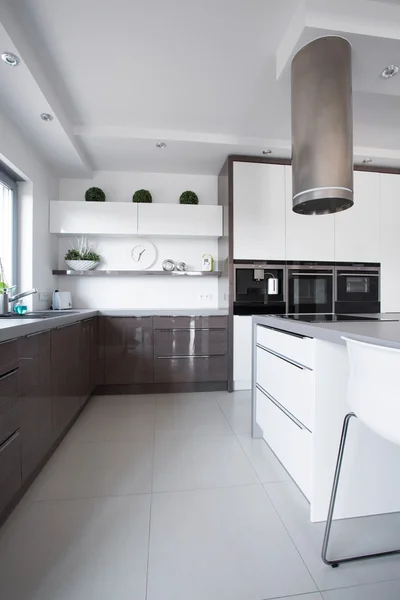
[1,391,400,599]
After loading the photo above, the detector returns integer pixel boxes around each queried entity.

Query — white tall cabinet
[233,162,286,260]
[285,167,335,261]
[380,174,400,312]
[334,171,380,262]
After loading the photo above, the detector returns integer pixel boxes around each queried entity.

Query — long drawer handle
[256,384,311,433]
[155,328,227,332]
[27,329,50,338]
[256,343,311,371]
[56,321,80,330]
[338,273,379,277]
[0,339,15,346]
[0,428,20,452]
[257,324,310,340]
[157,354,226,359]
[82,317,95,322]
[290,272,333,276]
[0,367,19,382]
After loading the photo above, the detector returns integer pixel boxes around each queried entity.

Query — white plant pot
[65,260,99,271]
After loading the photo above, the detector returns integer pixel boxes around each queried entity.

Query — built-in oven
[335,263,380,314]
[287,262,334,314]
[233,262,286,315]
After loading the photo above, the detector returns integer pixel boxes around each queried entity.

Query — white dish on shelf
[65,260,99,271]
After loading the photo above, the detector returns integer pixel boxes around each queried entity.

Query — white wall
[58,171,219,309]
[0,110,58,310]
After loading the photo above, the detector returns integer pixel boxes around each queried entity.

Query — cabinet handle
[290,272,333,276]
[0,367,19,382]
[256,343,311,371]
[155,328,227,332]
[157,354,226,359]
[0,428,20,452]
[56,321,80,330]
[82,317,95,323]
[0,339,15,346]
[258,324,310,340]
[27,329,50,338]
[256,384,311,432]
[338,273,379,277]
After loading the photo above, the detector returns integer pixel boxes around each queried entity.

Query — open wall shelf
[53,270,222,277]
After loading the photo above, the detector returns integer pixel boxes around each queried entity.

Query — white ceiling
[1,0,400,176]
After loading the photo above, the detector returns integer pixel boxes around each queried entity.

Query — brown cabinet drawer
[155,328,227,357]
[0,367,20,445]
[0,339,18,372]
[153,316,228,330]
[154,355,228,383]
[0,430,22,518]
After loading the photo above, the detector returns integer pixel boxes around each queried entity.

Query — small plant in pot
[65,237,101,271]
[132,189,152,203]
[85,187,106,202]
[179,190,199,205]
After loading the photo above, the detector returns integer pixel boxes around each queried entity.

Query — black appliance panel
[288,268,334,314]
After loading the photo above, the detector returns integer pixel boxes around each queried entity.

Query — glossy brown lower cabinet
[51,322,81,440]
[0,430,21,517]
[104,317,154,384]
[18,330,52,483]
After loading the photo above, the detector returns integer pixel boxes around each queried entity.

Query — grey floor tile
[30,438,154,500]
[237,434,291,483]
[265,481,400,591]
[86,394,156,416]
[69,408,155,442]
[273,595,322,600]
[0,494,151,600]
[216,390,252,434]
[147,485,317,600]
[322,580,400,599]
[152,431,258,492]
[155,396,233,436]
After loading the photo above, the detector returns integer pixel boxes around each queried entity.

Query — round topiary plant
[179,190,199,205]
[132,189,152,203]
[85,187,106,202]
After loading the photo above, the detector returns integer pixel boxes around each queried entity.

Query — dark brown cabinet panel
[0,430,21,518]
[80,318,92,406]
[0,365,20,446]
[154,355,228,383]
[153,316,228,330]
[104,317,154,384]
[154,328,227,358]
[18,331,52,483]
[51,322,81,440]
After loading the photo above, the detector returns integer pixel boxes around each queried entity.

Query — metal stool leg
[322,412,400,567]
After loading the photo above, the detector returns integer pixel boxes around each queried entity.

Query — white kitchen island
[252,314,400,523]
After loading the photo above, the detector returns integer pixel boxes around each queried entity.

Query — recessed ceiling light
[156,142,167,149]
[40,112,54,122]
[362,158,372,164]
[381,65,399,79]
[262,149,272,155]
[1,52,20,67]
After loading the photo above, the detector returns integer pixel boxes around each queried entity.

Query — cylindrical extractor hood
[291,36,353,215]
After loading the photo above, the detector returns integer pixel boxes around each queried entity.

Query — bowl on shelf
[65,260,99,271]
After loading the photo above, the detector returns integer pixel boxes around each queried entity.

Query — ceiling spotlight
[362,158,372,164]
[262,149,272,155]
[1,52,20,67]
[381,65,399,79]
[40,112,54,122]
[156,142,167,149]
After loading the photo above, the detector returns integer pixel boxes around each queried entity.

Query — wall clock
[131,239,157,270]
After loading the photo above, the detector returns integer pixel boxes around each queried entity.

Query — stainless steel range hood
[291,37,354,215]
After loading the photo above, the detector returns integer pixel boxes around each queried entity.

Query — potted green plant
[132,189,152,203]
[85,187,106,202]
[179,190,199,205]
[65,237,101,271]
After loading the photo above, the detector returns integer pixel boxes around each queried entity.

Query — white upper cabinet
[380,174,400,312]
[334,171,380,262]
[50,202,222,237]
[285,166,335,261]
[137,204,222,237]
[50,201,138,235]
[233,162,285,260]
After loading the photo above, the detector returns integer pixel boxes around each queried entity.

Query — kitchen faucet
[1,287,38,315]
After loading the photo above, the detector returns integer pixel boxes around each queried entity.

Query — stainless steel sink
[0,311,80,319]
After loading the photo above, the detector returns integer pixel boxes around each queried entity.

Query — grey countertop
[253,313,400,350]
[0,308,228,343]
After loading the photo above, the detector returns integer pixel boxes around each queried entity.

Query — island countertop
[253,313,400,350]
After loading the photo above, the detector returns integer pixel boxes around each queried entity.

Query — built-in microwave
[287,262,334,314]
[335,263,380,314]
[233,261,286,315]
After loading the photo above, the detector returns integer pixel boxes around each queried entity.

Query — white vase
[65,260,99,271]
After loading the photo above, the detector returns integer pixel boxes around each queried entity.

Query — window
[0,170,17,289]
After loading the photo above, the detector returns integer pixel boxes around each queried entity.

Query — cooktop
[281,314,398,323]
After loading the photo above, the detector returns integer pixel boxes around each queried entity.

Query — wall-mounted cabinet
[334,171,380,262]
[50,201,222,238]
[233,162,286,260]
[285,167,335,261]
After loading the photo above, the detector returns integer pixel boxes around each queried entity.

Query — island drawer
[256,325,315,369]
[256,387,311,499]
[256,346,314,431]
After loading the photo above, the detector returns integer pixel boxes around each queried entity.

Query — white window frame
[0,169,18,288]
